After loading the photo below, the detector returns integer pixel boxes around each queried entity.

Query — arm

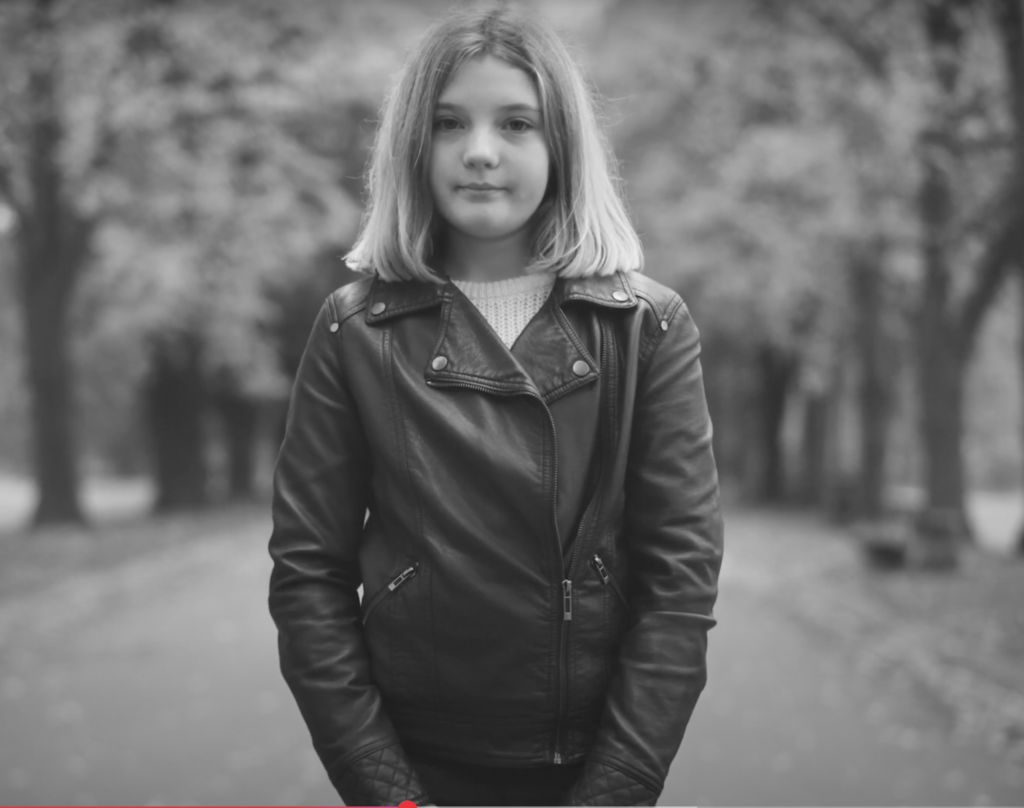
[566,297,724,806]
[268,297,430,805]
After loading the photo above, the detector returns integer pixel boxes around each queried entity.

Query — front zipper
[592,553,628,611]
[428,376,573,764]
[564,319,609,584]
[552,319,611,763]
[554,576,571,765]
[361,564,418,625]
[429,346,611,765]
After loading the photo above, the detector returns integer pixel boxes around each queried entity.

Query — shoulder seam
[638,294,684,368]
[633,289,664,321]
[327,288,371,328]
[338,298,369,325]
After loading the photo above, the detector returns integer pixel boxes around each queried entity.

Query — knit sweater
[453,273,556,349]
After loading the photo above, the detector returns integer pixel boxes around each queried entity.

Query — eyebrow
[435,102,541,114]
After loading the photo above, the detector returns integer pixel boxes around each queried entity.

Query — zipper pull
[562,579,573,621]
[388,565,417,591]
[593,554,610,584]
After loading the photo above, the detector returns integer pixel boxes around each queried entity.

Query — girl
[268,5,723,806]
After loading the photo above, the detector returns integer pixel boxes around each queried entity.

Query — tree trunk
[799,390,828,507]
[916,293,968,514]
[20,272,83,525]
[992,0,1024,556]
[701,340,746,486]
[850,238,892,519]
[915,156,971,560]
[16,0,88,527]
[755,344,796,503]
[911,0,976,565]
[215,390,258,500]
[144,336,208,512]
[822,336,860,523]
[1018,271,1024,555]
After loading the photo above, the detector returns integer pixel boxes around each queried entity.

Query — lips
[459,183,504,191]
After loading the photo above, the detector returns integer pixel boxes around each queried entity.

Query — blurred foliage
[597,1,1006,355]
[0,0,433,477]
[0,0,1020,498]
[589,0,1019,495]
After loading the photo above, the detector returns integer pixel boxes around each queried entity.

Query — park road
[0,506,1021,806]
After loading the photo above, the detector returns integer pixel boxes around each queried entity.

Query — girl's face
[428,55,551,249]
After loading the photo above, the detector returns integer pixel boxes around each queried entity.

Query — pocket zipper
[362,564,418,625]
[591,554,628,611]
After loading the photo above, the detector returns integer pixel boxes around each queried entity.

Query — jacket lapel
[428,288,536,393]
[510,292,598,403]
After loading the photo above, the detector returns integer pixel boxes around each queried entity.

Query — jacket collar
[364,271,638,325]
[364,272,637,403]
[555,272,638,309]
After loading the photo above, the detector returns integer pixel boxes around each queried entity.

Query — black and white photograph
[0,1,1023,805]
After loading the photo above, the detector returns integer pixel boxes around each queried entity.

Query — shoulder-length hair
[344,3,644,283]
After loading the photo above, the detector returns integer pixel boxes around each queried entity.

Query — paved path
[0,509,1021,806]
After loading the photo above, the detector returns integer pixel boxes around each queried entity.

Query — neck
[437,228,533,282]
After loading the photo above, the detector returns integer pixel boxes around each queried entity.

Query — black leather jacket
[268,270,723,806]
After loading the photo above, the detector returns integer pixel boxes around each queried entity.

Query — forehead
[437,54,539,110]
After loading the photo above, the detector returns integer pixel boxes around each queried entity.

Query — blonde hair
[345,3,643,283]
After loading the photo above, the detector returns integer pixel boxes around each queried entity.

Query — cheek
[427,147,450,202]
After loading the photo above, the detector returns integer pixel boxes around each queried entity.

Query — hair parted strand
[344,3,643,283]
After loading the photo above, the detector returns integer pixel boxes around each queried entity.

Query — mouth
[458,183,504,192]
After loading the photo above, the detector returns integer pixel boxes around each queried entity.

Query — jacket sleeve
[268,298,430,806]
[566,296,724,806]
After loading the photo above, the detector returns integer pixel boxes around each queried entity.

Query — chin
[456,219,526,241]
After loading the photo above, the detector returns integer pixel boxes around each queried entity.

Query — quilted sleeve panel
[564,760,659,806]
[331,744,430,806]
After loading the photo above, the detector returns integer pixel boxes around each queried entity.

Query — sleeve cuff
[564,759,660,806]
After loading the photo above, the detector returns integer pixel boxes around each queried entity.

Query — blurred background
[1,0,1023,805]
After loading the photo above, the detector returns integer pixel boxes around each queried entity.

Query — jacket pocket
[362,563,419,625]
[362,560,437,707]
[591,553,628,613]
[568,554,630,715]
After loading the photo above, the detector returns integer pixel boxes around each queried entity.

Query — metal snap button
[612,290,629,302]
[660,320,669,332]
[572,360,589,377]
[431,355,448,371]
[370,301,386,315]
[329,322,339,333]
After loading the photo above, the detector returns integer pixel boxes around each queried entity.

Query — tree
[590,0,892,505]
[786,0,1022,565]
[913,0,1020,560]
[93,3,363,509]
[0,0,103,526]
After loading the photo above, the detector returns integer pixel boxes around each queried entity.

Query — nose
[463,127,499,169]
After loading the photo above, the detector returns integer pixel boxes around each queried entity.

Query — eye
[505,118,534,133]
[434,117,461,132]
